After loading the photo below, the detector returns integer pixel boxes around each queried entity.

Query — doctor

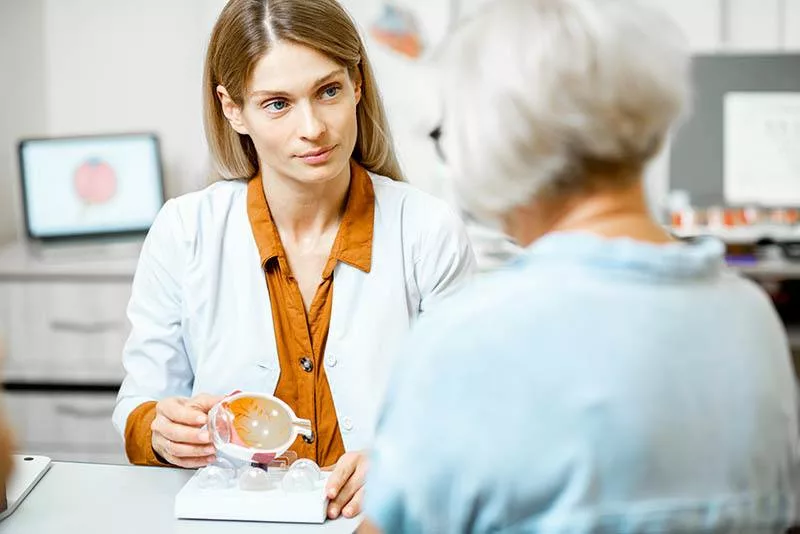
[112,0,474,520]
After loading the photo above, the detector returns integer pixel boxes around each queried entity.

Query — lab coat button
[299,357,313,373]
[325,354,337,367]
[342,417,354,432]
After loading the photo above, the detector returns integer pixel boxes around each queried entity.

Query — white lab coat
[112,173,476,452]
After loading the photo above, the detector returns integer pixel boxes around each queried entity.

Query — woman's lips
[297,145,336,165]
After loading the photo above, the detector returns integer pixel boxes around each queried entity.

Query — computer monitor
[17,132,165,241]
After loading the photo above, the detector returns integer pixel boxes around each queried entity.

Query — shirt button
[302,431,315,444]
[342,417,354,432]
[325,354,337,367]
[299,357,313,373]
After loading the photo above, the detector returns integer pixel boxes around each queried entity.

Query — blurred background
[0,0,799,464]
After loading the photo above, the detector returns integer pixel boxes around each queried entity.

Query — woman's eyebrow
[249,68,347,99]
[310,68,346,88]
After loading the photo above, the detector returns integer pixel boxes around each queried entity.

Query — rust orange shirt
[124,161,374,468]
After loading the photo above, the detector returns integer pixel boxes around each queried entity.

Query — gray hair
[439,0,691,218]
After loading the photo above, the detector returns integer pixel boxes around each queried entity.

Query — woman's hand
[151,393,223,468]
[325,451,369,519]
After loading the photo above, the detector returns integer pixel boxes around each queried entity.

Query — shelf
[673,226,800,245]
[730,259,800,279]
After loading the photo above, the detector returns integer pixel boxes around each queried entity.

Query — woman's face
[219,40,361,186]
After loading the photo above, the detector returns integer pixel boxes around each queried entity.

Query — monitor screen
[18,133,165,240]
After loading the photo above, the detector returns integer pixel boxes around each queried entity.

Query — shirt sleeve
[123,401,170,466]
[112,199,194,465]
[413,201,477,315]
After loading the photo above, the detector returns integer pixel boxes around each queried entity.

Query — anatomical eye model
[228,395,294,449]
[209,392,313,465]
[198,392,321,493]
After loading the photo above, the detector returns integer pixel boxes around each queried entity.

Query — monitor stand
[25,236,144,264]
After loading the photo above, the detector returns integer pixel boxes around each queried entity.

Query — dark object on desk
[727,242,759,258]
[755,238,800,262]
[759,280,800,324]
[779,241,800,261]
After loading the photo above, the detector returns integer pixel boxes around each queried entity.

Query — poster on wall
[340,0,459,197]
[724,92,800,206]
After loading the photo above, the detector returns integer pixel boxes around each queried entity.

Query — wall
[42,0,214,198]
[339,0,800,216]
[0,0,225,246]
[788,0,800,50]
[0,1,47,244]
[638,0,800,216]
[1,0,799,242]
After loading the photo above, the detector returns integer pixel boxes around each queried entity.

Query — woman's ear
[217,85,249,135]
[352,67,363,106]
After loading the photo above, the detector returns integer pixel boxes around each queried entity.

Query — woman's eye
[322,86,340,99]
[265,100,288,112]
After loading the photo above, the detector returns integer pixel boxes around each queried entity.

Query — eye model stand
[177,392,332,523]
[174,457,330,524]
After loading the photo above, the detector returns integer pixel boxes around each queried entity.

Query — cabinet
[4,391,123,464]
[0,242,139,464]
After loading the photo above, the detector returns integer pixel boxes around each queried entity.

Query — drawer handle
[49,320,123,334]
[55,404,113,419]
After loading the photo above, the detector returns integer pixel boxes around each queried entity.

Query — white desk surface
[1,461,362,534]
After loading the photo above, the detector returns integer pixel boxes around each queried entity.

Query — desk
[2,461,362,533]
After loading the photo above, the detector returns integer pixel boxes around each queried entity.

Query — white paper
[724,92,800,206]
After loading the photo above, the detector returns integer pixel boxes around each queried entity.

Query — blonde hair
[440,0,690,218]
[203,0,404,181]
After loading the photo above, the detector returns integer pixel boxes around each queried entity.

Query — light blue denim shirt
[366,232,800,533]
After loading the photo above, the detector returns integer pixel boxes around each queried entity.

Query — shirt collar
[246,160,375,276]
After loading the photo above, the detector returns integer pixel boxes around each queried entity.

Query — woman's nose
[298,103,326,140]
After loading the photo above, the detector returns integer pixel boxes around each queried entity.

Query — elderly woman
[362,0,800,532]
